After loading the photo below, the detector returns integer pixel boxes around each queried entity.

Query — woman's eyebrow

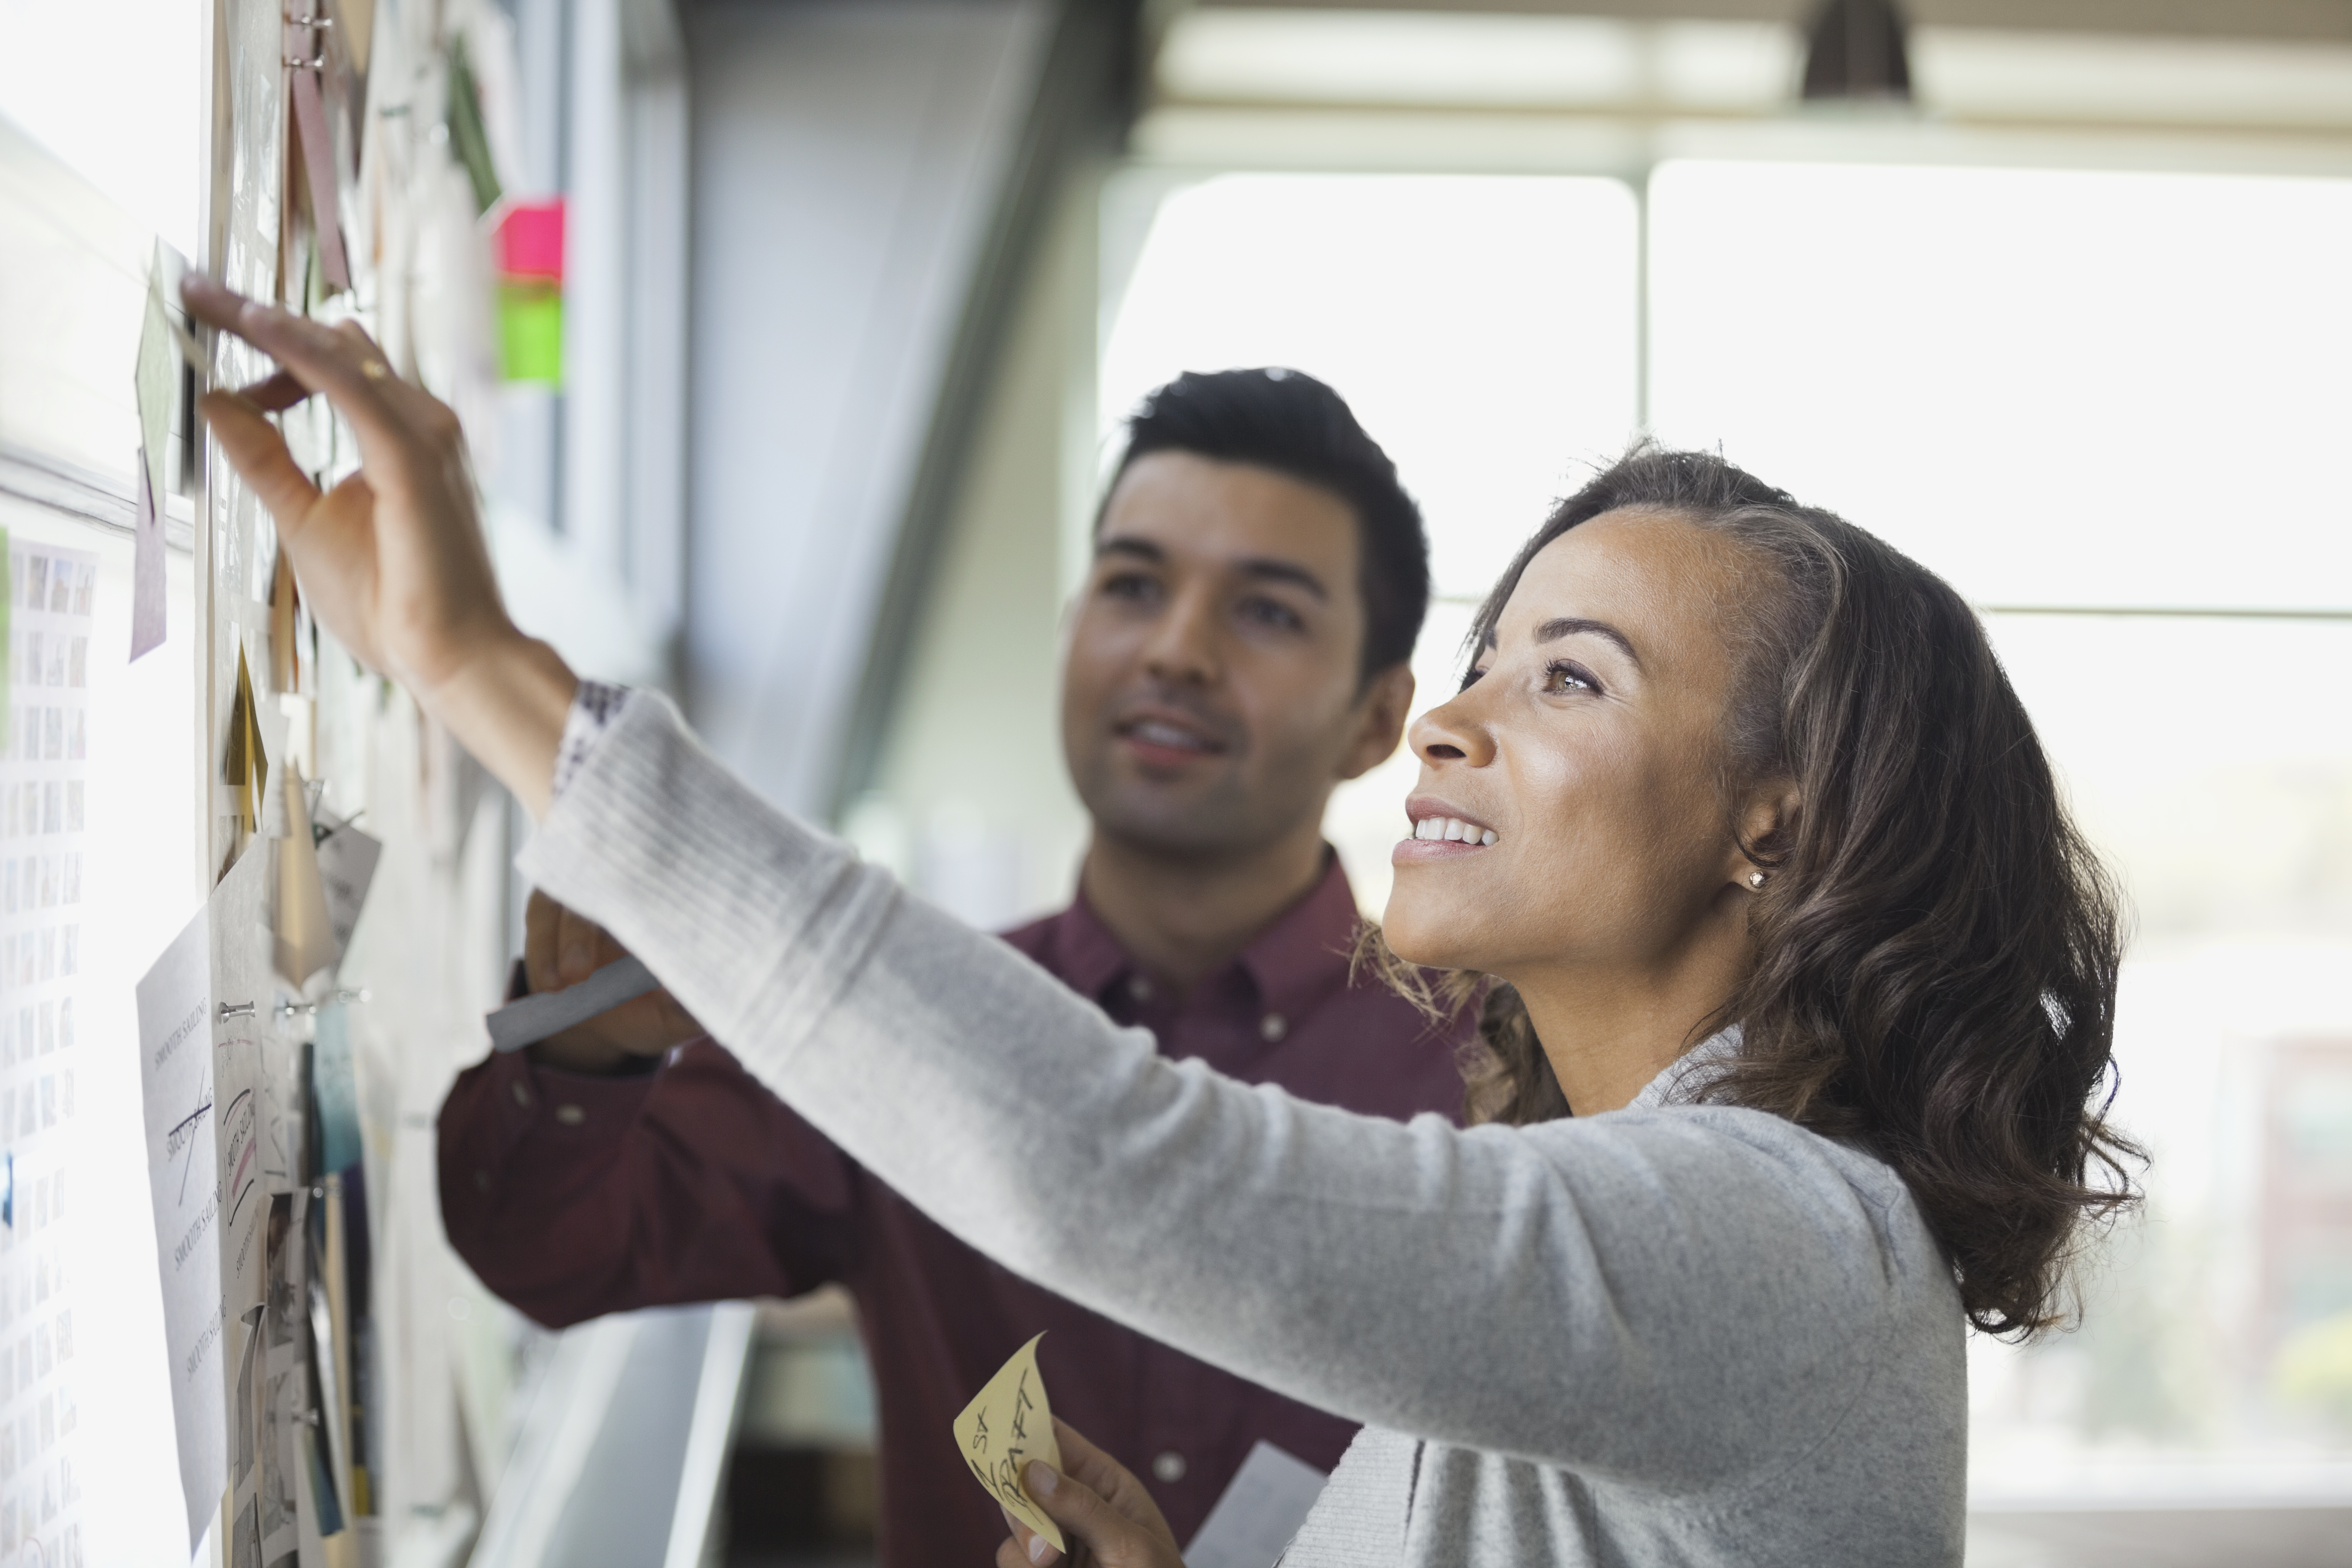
[1533,616,1642,669]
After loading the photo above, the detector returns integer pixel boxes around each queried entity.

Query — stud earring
[1746,871,1767,889]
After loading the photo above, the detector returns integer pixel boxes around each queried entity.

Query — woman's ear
[1730,777,1801,886]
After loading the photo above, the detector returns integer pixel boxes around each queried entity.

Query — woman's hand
[996,1420,1185,1568]
[179,277,577,815]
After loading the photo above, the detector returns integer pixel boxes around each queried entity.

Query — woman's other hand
[179,276,577,814]
[996,1420,1184,1568]
[524,890,706,1073]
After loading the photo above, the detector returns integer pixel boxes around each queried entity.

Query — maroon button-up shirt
[437,856,1470,1568]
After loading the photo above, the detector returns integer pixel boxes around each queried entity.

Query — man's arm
[439,1029,861,1327]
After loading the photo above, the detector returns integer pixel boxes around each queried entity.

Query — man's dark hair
[1107,368,1430,680]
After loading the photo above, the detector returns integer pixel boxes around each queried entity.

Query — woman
[185,278,2136,1567]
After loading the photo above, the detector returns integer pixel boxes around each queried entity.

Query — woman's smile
[1395,794,1499,861]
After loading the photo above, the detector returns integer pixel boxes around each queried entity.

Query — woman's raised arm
[192,279,1952,1490]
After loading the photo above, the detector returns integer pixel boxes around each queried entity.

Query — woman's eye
[1544,661,1597,695]
[1458,663,1491,693]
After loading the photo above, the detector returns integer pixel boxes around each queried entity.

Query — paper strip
[953,1333,1065,1553]
[132,449,167,660]
[289,67,351,292]
[485,955,660,1053]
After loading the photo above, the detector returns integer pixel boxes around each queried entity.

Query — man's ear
[1338,663,1415,781]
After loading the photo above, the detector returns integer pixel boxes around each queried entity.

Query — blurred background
[8,1,2352,1565]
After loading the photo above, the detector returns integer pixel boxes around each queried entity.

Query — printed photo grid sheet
[0,541,95,1567]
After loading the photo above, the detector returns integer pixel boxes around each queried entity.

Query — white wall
[684,0,1056,816]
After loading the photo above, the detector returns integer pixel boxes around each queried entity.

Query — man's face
[1062,450,1393,859]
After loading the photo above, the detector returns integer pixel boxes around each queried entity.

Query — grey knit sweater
[516,693,1968,1566]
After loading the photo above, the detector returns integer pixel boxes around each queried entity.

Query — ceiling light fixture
[1800,0,1913,103]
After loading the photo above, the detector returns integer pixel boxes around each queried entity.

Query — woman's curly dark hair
[1364,444,2142,1338]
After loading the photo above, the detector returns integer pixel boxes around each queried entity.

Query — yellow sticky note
[953,1333,1065,1552]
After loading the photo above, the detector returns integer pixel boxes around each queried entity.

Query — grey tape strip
[487,955,660,1053]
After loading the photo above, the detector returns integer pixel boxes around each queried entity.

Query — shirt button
[474,1170,491,1193]
[510,1080,531,1108]
[1129,975,1154,1002]
[555,1104,585,1127]
[1151,1451,1186,1484]
[1259,1013,1287,1043]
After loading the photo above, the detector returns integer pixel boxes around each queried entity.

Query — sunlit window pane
[1102,172,1639,602]
[1648,161,2352,612]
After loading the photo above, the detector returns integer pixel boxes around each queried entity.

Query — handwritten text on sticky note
[953,1333,1065,1552]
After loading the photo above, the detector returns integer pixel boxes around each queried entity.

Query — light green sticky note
[497,283,563,384]
[136,243,176,507]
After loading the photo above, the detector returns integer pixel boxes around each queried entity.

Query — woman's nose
[1410,688,1494,767]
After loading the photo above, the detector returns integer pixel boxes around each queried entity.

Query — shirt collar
[1628,1024,1744,1110]
[1043,852,1366,1018]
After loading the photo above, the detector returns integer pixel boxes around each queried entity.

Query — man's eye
[1239,597,1304,632]
[1101,572,1157,601]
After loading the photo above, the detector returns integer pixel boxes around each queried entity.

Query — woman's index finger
[178,275,408,448]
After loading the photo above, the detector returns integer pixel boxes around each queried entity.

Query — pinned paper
[225,646,269,828]
[135,243,203,511]
[954,1333,1065,1552]
[275,764,336,986]
[289,62,351,293]
[313,810,382,964]
[135,257,178,510]
[135,893,226,1550]
[268,548,307,695]
[132,449,167,660]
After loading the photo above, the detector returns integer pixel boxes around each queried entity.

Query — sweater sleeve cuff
[514,690,903,1077]
[552,679,634,799]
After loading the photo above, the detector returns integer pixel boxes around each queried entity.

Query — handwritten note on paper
[135,897,226,1550]
[953,1333,1066,1552]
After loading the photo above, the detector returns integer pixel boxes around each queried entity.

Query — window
[1108,158,2352,1506]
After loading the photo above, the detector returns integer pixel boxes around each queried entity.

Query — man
[437,368,1475,1564]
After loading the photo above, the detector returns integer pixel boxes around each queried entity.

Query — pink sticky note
[291,67,352,292]
[497,200,565,282]
[131,449,166,660]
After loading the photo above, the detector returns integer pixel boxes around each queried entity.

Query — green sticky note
[136,249,176,509]
[497,283,563,384]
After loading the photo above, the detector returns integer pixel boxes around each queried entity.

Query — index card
[953,1333,1066,1553]
[485,954,660,1053]
[1184,1441,1330,1568]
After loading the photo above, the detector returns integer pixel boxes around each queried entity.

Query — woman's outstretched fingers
[196,390,321,527]
[179,276,407,451]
